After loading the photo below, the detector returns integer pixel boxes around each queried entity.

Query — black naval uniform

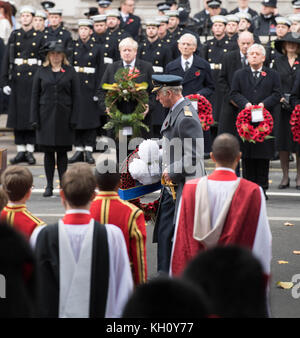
[1,28,44,164]
[193,8,228,36]
[265,39,282,68]
[138,38,173,137]
[92,32,119,66]
[105,27,131,60]
[42,24,73,54]
[203,35,237,140]
[252,14,279,37]
[69,38,105,164]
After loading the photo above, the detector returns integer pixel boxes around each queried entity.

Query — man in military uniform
[42,8,72,54]
[165,9,202,57]
[225,14,240,49]
[203,15,236,140]
[265,16,291,68]
[33,10,47,32]
[138,19,173,137]
[1,6,43,165]
[252,0,279,37]
[68,19,105,165]
[193,0,228,37]
[119,0,141,41]
[105,9,131,60]
[157,16,175,50]
[152,74,205,273]
[97,0,113,14]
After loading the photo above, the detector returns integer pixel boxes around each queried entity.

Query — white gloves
[3,86,11,96]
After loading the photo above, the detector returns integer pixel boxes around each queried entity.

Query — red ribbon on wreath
[185,94,214,131]
[290,104,300,143]
[236,105,274,143]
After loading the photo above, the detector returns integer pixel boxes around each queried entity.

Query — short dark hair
[183,245,267,318]
[122,276,210,318]
[94,159,120,191]
[61,163,96,207]
[1,166,33,202]
[0,187,8,212]
[212,133,240,166]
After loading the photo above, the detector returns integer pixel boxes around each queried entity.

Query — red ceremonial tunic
[171,170,262,276]
[1,204,45,240]
[90,191,147,285]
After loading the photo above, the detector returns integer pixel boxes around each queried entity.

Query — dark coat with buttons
[71,38,104,129]
[42,25,73,53]
[229,66,281,159]
[1,28,44,130]
[30,65,80,147]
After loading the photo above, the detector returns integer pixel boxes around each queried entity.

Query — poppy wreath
[185,94,214,131]
[120,148,160,222]
[102,67,150,138]
[290,104,300,143]
[236,105,274,143]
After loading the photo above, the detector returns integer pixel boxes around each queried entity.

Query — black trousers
[242,158,270,191]
[74,129,97,148]
[153,188,176,273]
[14,130,35,145]
[44,151,68,188]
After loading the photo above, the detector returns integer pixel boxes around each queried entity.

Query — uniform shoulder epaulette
[184,106,193,117]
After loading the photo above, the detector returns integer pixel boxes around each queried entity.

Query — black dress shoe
[25,152,36,165]
[9,152,27,164]
[43,186,53,197]
[85,151,95,164]
[278,178,290,189]
[68,151,84,164]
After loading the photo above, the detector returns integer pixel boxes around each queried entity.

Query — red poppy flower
[128,18,134,24]
[61,68,66,73]
[195,71,200,76]
[261,71,267,77]
[295,61,299,65]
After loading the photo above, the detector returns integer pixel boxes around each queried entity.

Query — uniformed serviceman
[42,8,72,54]
[203,15,236,140]
[265,16,291,68]
[165,9,202,58]
[156,15,175,51]
[252,0,279,38]
[68,19,104,165]
[225,14,239,49]
[289,13,300,32]
[151,74,205,273]
[1,6,43,165]
[33,10,47,32]
[97,0,112,15]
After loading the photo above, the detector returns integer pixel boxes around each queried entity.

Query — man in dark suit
[230,0,258,18]
[230,43,281,198]
[99,37,154,157]
[119,0,141,41]
[218,31,254,135]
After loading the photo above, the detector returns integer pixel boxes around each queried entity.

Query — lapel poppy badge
[195,71,200,76]
[61,68,66,73]
[295,61,299,65]
[261,71,266,77]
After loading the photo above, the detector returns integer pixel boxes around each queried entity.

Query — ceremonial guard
[138,19,172,137]
[91,14,118,65]
[33,10,47,32]
[1,6,43,165]
[152,74,205,273]
[42,8,72,52]
[265,16,291,68]
[68,19,105,165]
[225,14,239,50]
[203,15,235,138]
[119,0,141,41]
[156,16,176,54]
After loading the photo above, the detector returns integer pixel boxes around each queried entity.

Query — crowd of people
[0,0,299,318]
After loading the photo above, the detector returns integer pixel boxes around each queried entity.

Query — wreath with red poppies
[290,104,300,143]
[185,94,214,131]
[236,105,274,143]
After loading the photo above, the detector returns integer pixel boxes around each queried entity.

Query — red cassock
[90,191,147,285]
[1,204,45,240]
[171,169,271,278]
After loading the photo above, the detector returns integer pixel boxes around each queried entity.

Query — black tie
[253,71,260,82]
[241,55,247,67]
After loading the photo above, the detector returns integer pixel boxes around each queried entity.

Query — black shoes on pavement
[68,151,95,164]
[10,151,36,165]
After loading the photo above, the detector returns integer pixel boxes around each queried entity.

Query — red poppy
[290,105,300,143]
[128,18,134,24]
[295,61,300,65]
[261,71,267,77]
[61,68,66,73]
[195,71,200,76]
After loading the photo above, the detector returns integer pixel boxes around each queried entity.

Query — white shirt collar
[65,209,90,215]
[181,55,193,70]
[216,167,236,174]
[251,66,263,73]
[123,59,136,68]
[171,97,185,112]
[239,7,249,13]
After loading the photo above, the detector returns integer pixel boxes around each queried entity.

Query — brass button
[208,49,212,52]
[28,72,32,76]
[85,80,88,84]
[224,49,227,52]
[105,44,109,47]
[88,62,91,65]
[90,44,94,47]
[58,39,62,43]
[74,61,78,64]
[17,73,21,76]
[16,42,20,46]
[104,52,108,56]
[32,42,36,46]
[142,51,145,55]
[33,32,37,36]
[155,60,159,64]
[89,52,93,56]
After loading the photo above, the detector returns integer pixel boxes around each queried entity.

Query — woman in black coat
[273,33,300,189]
[30,41,80,197]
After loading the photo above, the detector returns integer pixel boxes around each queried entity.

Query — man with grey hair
[230,43,281,199]
[152,74,205,273]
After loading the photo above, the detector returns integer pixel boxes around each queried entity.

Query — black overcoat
[230,66,281,159]
[30,65,80,147]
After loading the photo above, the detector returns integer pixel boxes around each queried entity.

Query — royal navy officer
[1,6,43,165]
[152,74,205,273]
[68,19,105,165]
